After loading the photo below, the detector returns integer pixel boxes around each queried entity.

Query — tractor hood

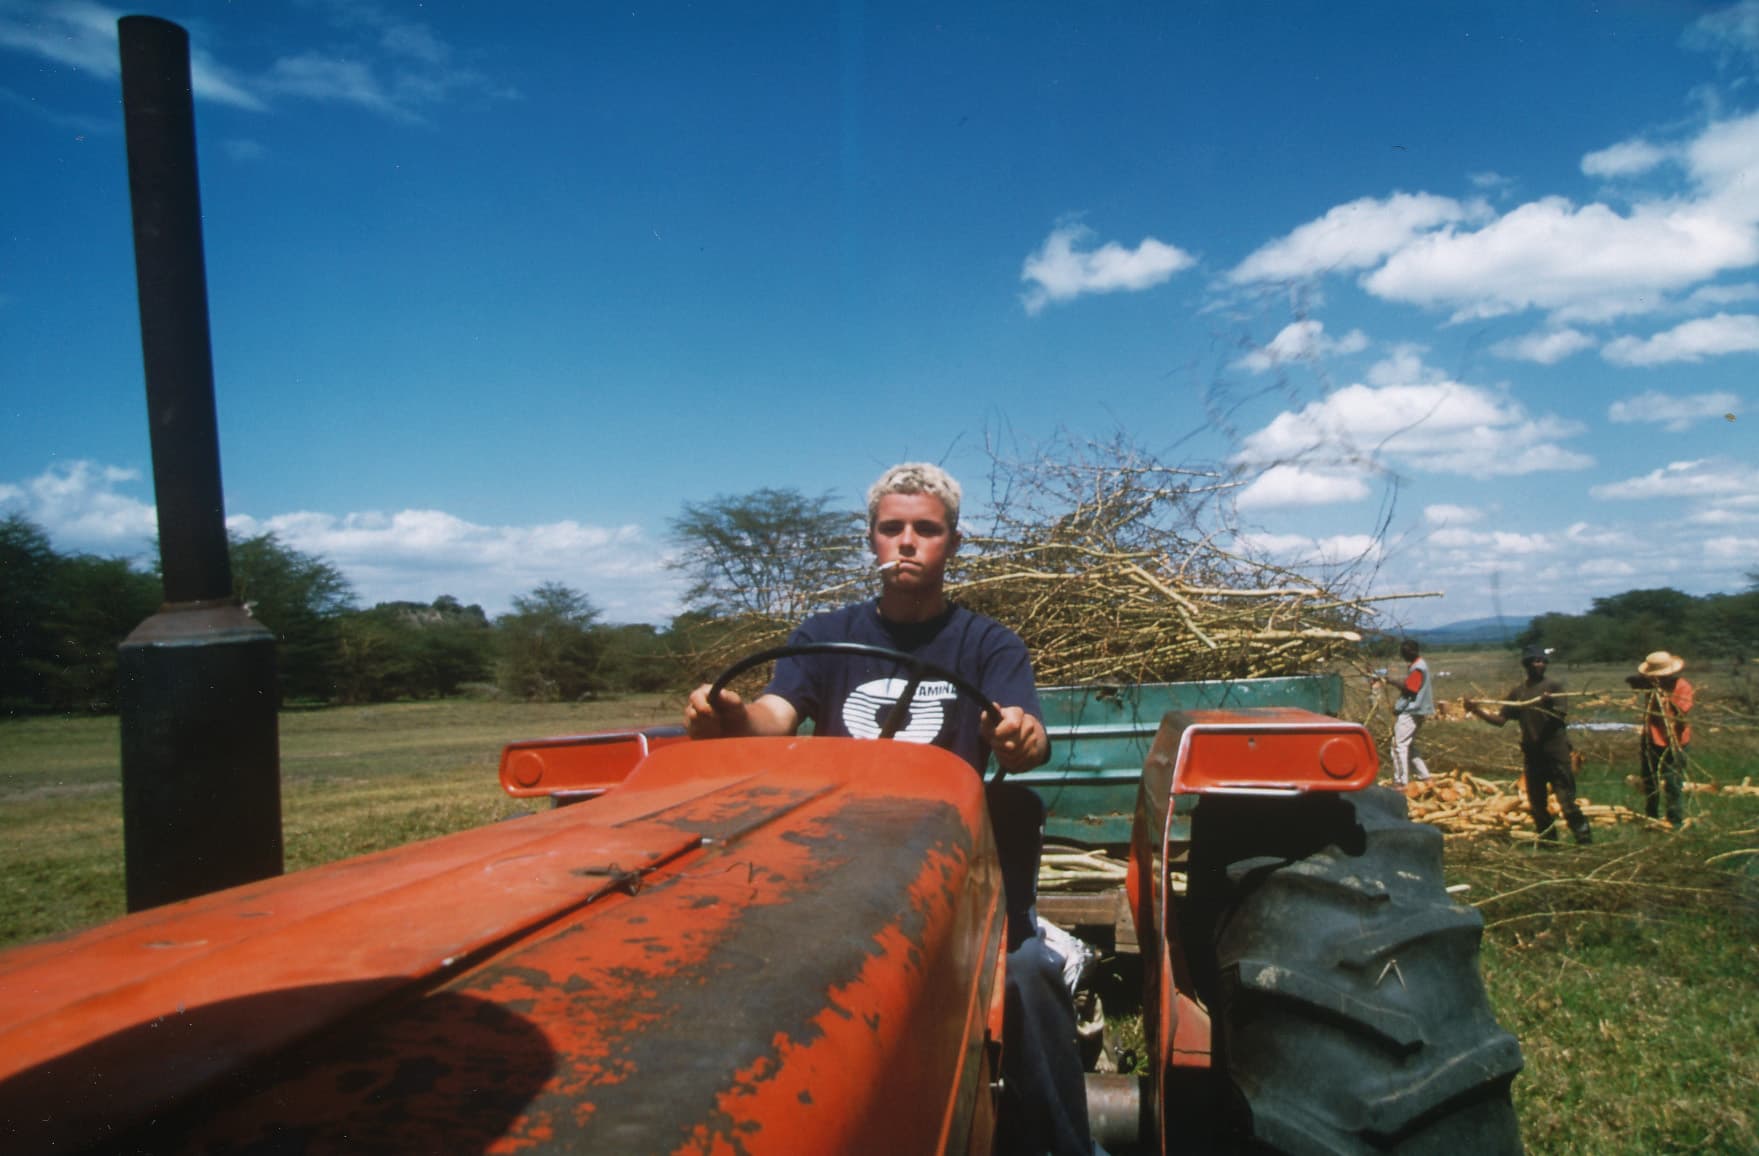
[0,737,1005,1155]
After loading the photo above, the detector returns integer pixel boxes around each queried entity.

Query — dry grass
[0,695,681,947]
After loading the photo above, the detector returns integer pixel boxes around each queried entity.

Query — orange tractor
[0,647,1523,1153]
[1,18,1522,1151]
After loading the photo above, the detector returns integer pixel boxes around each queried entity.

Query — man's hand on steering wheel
[684,683,800,740]
[683,683,743,738]
[982,704,1047,774]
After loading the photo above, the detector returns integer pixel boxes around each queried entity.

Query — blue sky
[3,1,1755,630]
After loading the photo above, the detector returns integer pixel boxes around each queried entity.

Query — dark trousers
[1640,740,1687,824]
[999,937,1093,1156]
[1523,742,1591,843]
[988,783,1095,1156]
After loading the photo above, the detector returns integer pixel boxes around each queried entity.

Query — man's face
[870,492,959,593]
[1523,657,1547,678]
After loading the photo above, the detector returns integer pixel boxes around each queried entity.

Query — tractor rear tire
[1210,787,1523,1155]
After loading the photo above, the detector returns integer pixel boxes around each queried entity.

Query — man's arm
[1462,698,1507,727]
[684,685,800,739]
[982,704,1049,773]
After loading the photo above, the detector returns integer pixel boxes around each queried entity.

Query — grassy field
[0,694,682,946]
[1346,649,1759,1155]
[1,655,1754,1153]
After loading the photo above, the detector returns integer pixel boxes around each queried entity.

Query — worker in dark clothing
[1464,645,1592,844]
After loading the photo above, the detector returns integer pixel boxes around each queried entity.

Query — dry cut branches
[948,435,1426,683]
[682,434,1429,686]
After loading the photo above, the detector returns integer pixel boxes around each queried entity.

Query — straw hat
[1638,651,1685,677]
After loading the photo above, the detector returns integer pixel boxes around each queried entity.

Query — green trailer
[1015,673,1348,949]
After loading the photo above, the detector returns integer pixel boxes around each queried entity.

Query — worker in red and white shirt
[1625,650,1693,828]
[1388,638,1434,787]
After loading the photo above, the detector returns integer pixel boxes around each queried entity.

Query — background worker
[1384,638,1435,788]
[1625,650,1693,828]
[683,463,1091,1156]
[1465,645,1593,844]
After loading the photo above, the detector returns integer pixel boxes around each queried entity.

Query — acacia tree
[335,597,493,703]
[0,515,160,713]
[668,488,864,623]
[0,515,57,712]
[230,532,356,701]
[496,582,605,701]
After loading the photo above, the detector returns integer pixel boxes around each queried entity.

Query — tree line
[1,513,700,715]
[1516,579,1759,667]
[13,486,1753,716]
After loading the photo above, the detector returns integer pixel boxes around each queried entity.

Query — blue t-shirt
[763,599,1043,773]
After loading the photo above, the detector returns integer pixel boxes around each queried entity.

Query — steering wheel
[705,642,1007,777]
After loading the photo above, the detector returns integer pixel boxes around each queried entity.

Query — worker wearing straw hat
[1625,651,1693,828]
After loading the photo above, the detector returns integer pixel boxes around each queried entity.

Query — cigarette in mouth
[876,560,901,572]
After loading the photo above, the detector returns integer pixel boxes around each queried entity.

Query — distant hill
[1412,616,1532,645]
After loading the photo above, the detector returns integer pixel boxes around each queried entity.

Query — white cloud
[1365,345,1446,387]
[1427,528,1554,555]
[0,460,158,547]
[1682,282,1759,309]
[1581,138,1671,178]
[262,53,408,119]
[1363,197,1759,322]
[1235,376,1592,479]
[1424,503,1483,525]
[1590,458,1759,501]
[1607,389,1742,430]
[1573,558,1639,580]
[1234,531,1382,567]
[1706,535,1759,560]
[1230,111,1759,325]
[1490,327,1595,364]
[1233,320,1369,372]
[2,462,681,621]
[1564,522,1638,549]
[1020,221,1195,314]
[1234,464,1372,511]
[1602,313,1759,365]
[0,1,265,110]
[1685,1,1759,66]
[1685,106,1759,218]
[230,508,676,620]
[1230,193,1489,283]
[0,0,510,122]
[1691,506,1759,526]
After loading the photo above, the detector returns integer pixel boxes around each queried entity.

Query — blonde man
[686,462,1048,774]
[685,463,1087,1155]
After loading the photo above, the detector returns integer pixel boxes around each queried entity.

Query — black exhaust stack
[115,15,282,912]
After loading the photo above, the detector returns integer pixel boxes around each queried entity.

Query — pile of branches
[948,437,1422,684]
[680,436,1429,686]
[1403,771,1670,837]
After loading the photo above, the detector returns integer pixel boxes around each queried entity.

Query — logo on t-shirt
[842,678,956,743]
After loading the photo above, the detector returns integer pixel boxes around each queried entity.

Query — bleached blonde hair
[866,462,962,531]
